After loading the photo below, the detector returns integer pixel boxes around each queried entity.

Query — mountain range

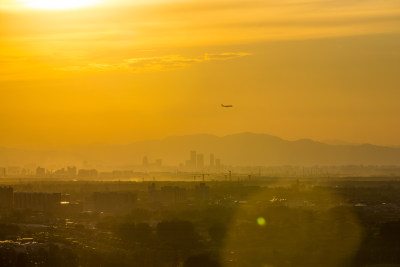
[1,133,400,168]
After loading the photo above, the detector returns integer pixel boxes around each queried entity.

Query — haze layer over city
[1,0,400,266]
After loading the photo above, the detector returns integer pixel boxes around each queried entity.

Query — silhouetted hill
[1,133,400,168]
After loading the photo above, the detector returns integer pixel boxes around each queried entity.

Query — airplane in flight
[221,104,233,108]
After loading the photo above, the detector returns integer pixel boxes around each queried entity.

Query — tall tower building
[197,154,204,170]
[209,154,215,167]
[190,151,197,169]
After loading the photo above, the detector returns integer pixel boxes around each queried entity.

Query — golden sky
[1,0,400,148]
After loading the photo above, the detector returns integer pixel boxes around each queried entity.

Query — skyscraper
[190,151,197,169]
[197,154,204,169]
[210,154,215,167]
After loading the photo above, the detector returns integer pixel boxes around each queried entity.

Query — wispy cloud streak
[56,52,252,73]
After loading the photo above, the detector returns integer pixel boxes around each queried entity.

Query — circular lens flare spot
[257,217,266,226]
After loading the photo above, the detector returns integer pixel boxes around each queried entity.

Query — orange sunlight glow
[18,0,100,10]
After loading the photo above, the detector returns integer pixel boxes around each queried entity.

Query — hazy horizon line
[2,132,399,150]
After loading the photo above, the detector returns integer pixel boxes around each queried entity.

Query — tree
[157,221,198,249]
[184,254,221,267]
[380,221,400,246]
[208,222,227,244]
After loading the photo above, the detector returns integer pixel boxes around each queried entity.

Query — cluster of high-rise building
[0,151,224,179]
[0,167,32,177]
[0,166,78,178]
[182,151,222,171]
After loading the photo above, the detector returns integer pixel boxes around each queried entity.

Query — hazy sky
[1,0,400,148]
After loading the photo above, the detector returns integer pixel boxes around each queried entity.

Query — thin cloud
[56,52,252,73]
[123,55,203,72]
[204,52,252,61]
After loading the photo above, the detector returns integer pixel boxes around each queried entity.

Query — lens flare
[222,182,362,267]
[257,217,266,226]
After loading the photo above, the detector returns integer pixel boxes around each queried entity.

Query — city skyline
[1,1,400,266]
[1,133,400,169]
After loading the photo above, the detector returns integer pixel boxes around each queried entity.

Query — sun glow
[18,0,100,10]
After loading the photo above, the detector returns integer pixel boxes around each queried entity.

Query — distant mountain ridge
[1,133,400,168]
